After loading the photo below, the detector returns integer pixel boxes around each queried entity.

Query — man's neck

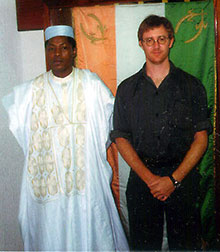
[146,60,170,88]
[52,67,73,79]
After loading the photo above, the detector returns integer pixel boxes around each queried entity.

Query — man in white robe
[2,25,128,251]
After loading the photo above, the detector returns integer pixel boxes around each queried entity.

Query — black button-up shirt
[111,62,212,162]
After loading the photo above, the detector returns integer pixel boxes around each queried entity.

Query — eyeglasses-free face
[141,35,170,46]
[46,36,76,78]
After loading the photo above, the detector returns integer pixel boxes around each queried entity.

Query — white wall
[0,1,46,250]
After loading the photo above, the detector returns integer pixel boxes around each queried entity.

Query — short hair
[45,37,76,50]
[67,37,77,50]
[138,15,174,41]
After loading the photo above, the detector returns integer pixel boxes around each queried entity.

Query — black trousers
[126,167,202,251]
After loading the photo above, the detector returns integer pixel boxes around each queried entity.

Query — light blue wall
[0,1,46,250]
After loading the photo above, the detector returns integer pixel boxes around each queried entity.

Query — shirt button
[156,113,159,117]
[155,91,158,95]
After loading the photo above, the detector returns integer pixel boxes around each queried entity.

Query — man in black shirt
[111,15,212,251]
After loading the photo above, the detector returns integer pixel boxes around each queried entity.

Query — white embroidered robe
[2,68,129,251]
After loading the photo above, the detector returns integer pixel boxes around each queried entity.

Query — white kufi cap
[45,25,74,41]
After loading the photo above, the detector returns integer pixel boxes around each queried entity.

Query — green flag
[166,0,216,247]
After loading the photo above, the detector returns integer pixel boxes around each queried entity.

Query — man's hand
[148,175,175,201]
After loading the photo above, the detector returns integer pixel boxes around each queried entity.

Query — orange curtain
[72,5,120,210]
[73,5,117,95]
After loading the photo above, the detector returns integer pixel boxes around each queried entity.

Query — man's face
[139,25,174,65]
[46,36,76,78]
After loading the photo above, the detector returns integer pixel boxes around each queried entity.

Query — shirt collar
[141,60,177,79]
[49,67,74,84]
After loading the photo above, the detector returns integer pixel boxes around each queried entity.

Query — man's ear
[139,40,143,49]
[169,37,174,48]
[72,47,77,58]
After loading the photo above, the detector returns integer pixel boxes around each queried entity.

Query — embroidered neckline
[50,69,74,84]
[48,68,76,124]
